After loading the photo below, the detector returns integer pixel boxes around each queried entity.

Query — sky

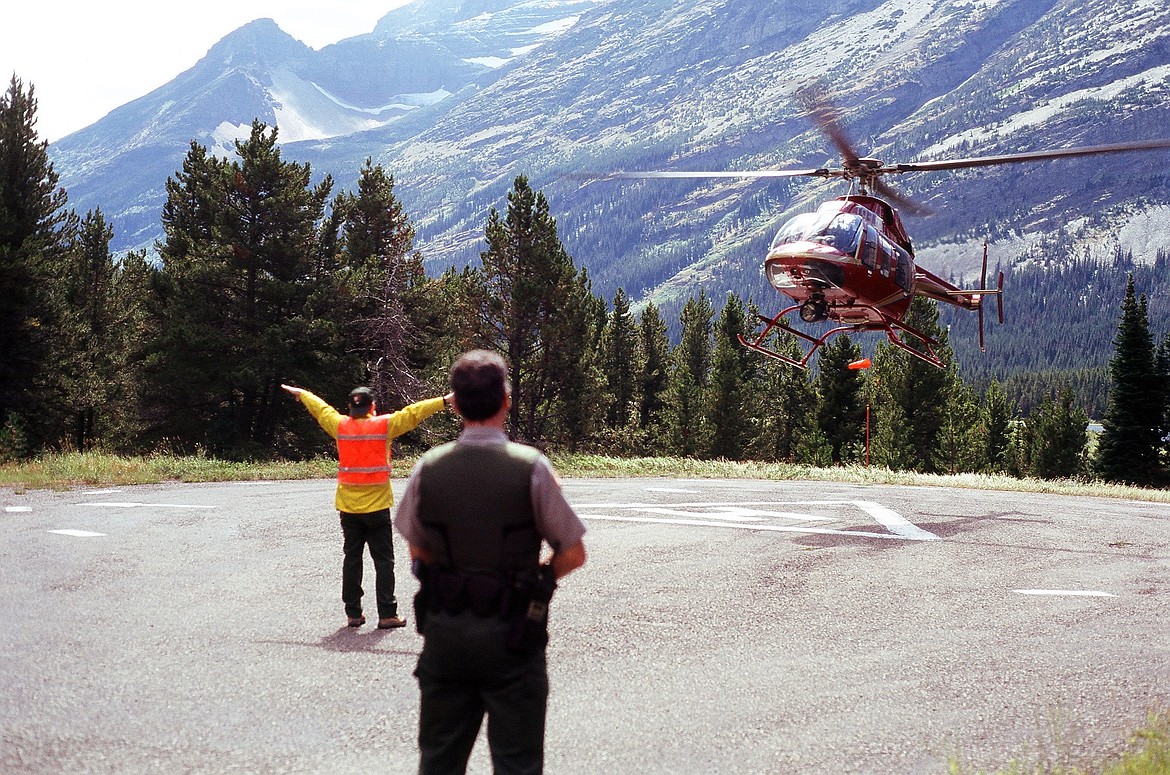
[2,1,413,142]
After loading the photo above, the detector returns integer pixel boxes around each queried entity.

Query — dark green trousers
[414,611,548,775]
[339,508,397,619]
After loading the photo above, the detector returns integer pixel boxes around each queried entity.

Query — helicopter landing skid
[738,303,947,369]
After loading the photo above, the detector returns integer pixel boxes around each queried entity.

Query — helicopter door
[859,224,880,271]
[893,244,912,291]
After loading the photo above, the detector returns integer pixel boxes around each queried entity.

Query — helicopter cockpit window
[818,214,863,254]
[771,213,823,249]
[771,212,862,253]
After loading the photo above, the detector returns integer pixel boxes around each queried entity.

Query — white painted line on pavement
[577,499,939,541]
[82,489,122,495]
[643,487,700,494]
[855,500,941,541]
[5,506,33,513]
[75,502,215,509]
[581,514,914,539]
[1014,589,1116,598]
[48,529,106,537]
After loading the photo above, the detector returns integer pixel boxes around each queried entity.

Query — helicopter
[609,90,1170,369]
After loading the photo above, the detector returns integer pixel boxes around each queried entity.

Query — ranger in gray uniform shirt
[394,350,587,775]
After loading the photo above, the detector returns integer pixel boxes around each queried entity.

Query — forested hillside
[943,245,1170,415]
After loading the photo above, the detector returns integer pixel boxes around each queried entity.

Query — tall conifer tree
[637,301,671,447]
[758,332,817,463]
[1029,386,1088,479]
[334,158,429,409]
[1096,275,1161,485]
[1156,334,1170,469]
[981,380,1015,473]
[937,379,982,474]
[145,121,335,457]
[869,298,956,472]
[603,288,639,430]
[57,210,149,450]
[474,175,596,445]
[0,76,73,454]
[814,335,865,464]
[707,293,757,459]
[669,291,713,456]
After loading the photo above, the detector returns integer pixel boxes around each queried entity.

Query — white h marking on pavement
[575,500,939,541]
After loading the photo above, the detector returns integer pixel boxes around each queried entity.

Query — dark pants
[339,509,397,619]
[415,611,548,775]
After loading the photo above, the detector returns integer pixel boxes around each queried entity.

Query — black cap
[348,387,375,416]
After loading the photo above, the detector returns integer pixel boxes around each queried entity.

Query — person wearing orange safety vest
[282,383,453,629]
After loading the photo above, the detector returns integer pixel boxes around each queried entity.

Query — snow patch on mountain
[208,122,253,155]
[526,16,581,35]
[922,64,1170,157]
[267,69,394,142]
[460,14,582,67]
[1106,204,1170,263]
[312,84,452,114]
[465,56,511,68]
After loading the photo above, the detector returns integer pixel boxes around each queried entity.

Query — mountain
[48,0,1170,377]
[51,0,601,252]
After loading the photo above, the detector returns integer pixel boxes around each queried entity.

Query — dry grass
[2,451,1167,504]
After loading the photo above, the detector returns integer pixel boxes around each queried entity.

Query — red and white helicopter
[613,90,1170,368]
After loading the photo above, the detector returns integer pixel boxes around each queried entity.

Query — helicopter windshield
[771,212,863,254]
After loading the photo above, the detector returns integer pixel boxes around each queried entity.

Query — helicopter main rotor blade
[871,177,933,216]
[887,138,1170,174]
[796,84,861,166]
[602,168,831,179]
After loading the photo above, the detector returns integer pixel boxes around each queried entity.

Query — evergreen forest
[3,77,1169,487]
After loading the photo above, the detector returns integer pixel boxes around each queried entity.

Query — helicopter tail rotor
[978,242,988,352]
[974,241,1007,352]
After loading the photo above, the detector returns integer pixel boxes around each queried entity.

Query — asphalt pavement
[1,477,1167,774]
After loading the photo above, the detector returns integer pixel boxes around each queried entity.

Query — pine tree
[0,76,74,455]
[333,158,431,410]
[937,379,982,474]
[757,332,817,463]
[814,335,865,464]
[474,175,598,445]
[144,122,335,458]
[637,301,671,450]
[552,273,607,450]
[868,298,955,472]
[707,293,758,459]
[55,210,149,450]
[1029,386,1088,479]
[981,380,1015,473]
[1006,418,1033,479]
[669,291,713,456]
[1095,275,1162,485]
[602,287,639,430]
[1157,334,1170,472]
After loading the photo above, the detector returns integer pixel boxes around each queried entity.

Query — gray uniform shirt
[394,427,587,553]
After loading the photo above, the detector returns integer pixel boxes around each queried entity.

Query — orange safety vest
[336,415,391,485]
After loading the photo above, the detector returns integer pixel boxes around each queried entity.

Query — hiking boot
[377,616,407,629]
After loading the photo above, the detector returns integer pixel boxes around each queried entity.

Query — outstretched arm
[384,395,449,438]
[281,385,342,437]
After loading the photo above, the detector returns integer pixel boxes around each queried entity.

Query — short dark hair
[450,350,509,421]
[348,387,375,417]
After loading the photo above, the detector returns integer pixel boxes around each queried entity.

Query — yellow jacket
[298,390,446,513]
